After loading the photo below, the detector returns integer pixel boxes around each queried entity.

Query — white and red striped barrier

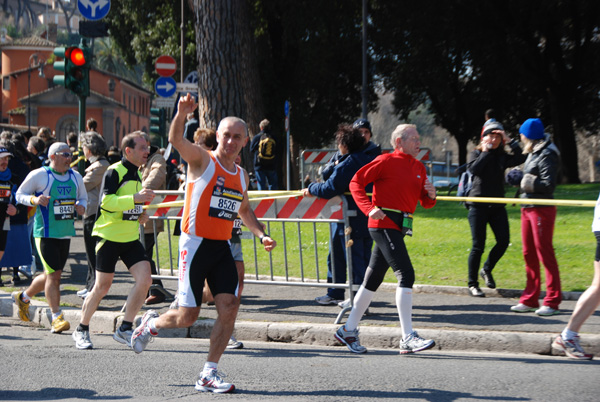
[146,190,345,220]
[301,149,338,164]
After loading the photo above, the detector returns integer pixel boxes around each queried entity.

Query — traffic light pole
[77,95,86,176]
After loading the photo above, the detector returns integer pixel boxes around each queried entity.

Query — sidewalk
[1,221,599,356]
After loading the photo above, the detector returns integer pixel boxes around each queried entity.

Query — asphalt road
[0,315,598,402]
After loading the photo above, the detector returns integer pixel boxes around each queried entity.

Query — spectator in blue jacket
[303,123,379,306]
[320,118,381,182]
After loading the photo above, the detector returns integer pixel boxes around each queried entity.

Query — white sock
[203,361,218,374]
[562,328,578,341]
[345,286,374,331]
[396,287,413,339]
[21,291,31,302]
[148,318,158,333]
[51,310,61,321]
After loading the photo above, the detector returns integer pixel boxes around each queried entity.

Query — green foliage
[155,183,600,293]
[251,0,378,148]
[94,38,142,84]
[105,1,196,86]
[370,0,600,182]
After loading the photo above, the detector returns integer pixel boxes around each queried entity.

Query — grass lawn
[153,183,599,293]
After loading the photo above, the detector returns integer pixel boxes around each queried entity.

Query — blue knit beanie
[519,118,545,140]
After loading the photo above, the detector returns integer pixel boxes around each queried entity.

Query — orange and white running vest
[181,152,246,240]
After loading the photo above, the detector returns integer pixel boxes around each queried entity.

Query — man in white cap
[13,142,87,333]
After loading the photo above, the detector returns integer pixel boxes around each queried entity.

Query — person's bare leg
[80,271,114,325]
[566,261,600,332]
[206,293,239,363]
[44,270,63,314]
[123,261,152,323]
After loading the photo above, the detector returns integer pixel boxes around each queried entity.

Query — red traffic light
[70,48,86,66]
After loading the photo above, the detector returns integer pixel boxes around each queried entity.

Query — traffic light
[150,107,166,137]
[53,41,91,97]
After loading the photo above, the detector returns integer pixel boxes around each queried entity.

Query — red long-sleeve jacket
[349,150,436,231]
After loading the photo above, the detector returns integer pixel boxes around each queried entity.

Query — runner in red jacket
[334,124,437,355]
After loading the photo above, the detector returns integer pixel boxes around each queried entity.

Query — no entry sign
[155,55,177,77]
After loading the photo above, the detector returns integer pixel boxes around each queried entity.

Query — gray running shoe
[72,328,93,350]
[131,310,159,354]
[226,336,244,349]
[399,331,435,354]
[315,295,342,305]
[113,327,133,347]
[552,335,593,360]
[195,369,235,393]
[334,325,367,354]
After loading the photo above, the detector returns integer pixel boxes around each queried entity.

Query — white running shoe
[535,305,560,316]
[334,325,367,354]
[195,369,235,393]
[510,303,536,313]
[226,336,244,349]
[73,328,93,350]
[77,289,88,299]
[131,310,159,354]
[337,299,351,309]
[552,335,593,360]
[399,331,435,354]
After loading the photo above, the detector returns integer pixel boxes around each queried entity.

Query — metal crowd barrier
[143,190,359,324]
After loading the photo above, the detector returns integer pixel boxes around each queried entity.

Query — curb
[2,290,597,357]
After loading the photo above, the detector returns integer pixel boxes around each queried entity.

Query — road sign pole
[285,101,291,190]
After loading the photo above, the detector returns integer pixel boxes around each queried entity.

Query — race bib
[401,212,413,237]
[208,186,243,221]
[123,204,144,221]
[53,198,75,220]
[232,217,243,236]
[0,184,11,203]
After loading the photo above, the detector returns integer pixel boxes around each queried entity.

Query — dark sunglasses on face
[55,152,73,158]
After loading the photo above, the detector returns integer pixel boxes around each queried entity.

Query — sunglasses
[55,152,73,158]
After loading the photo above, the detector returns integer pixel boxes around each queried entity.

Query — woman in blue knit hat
[511,118,562,316]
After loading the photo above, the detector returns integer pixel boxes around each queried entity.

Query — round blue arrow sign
[155,77,177,98]
[78,0,111,21]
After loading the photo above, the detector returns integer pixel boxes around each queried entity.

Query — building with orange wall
[1,36,153,148]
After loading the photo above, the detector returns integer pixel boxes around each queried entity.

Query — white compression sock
[203,361,218,374]
[396,287,413,339]
[562,328,578,341]
[345,286,375,331]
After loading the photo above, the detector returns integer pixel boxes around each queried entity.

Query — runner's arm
[169,93,209,169]
[238,169,276,252]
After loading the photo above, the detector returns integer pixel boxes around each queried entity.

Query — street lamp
[27,53,46,132]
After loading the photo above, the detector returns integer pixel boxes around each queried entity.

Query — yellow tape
[143,200,184,210]
[70,155,85,167]
[144,192,595,210]
[436,196,595,207]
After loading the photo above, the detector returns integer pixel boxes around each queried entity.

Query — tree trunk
[547,88,580,183]
[194,0,263,135]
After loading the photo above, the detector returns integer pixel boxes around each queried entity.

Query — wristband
[260,234,270,243]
